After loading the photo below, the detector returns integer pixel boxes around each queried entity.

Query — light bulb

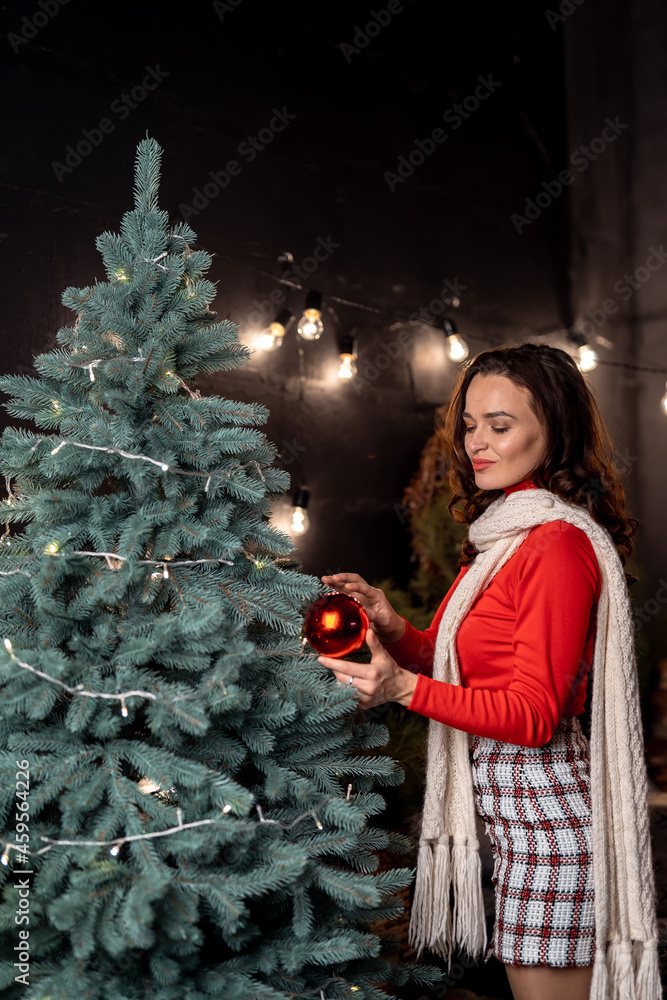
[291,507,310,534]
[260,322,286,351]
[297,308,324,341]
[4,638,12,652]
[109,845,120,856]
[120,698,128,718]
[578,345,598,371]
[114,269,128,282]
[447,334,469,362]
[337,353,357,379]
[661,382,667,414]
[1,849,9,866]
[45,541,59,555]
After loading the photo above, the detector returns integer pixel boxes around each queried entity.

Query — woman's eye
[464,426,509,434]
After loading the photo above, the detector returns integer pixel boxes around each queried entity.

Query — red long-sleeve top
[382,479,601,747]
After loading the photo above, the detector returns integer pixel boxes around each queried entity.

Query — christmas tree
[0,138,440,1000]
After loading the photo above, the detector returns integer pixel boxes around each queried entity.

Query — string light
[337,332,358,380]
[257,309,295,351]
[297,291,325,341]
[1,639,197,712]
[0,545,289,579]
[578,344,598,372]
[108,235,666,405]
[290,486,310,535]
[0,797,338,862]
[436,318,469,362]
[37,437,266,488]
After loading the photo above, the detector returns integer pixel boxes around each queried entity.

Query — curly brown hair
[435,341,639,587]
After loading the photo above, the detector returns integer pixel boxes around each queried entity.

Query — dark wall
[2,0,571,582]
[564,0,667,597]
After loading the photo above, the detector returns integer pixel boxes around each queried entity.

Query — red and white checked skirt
[469,715,596,967]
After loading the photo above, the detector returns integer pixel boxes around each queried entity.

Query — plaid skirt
[469,715,596,967]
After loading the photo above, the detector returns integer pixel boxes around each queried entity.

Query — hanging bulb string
[71,353,145,377]
[1,639,194,706]
[0,795,339,862]
[26,437,267,485]
[68,551,236,569]
[70,231,665,374]
[0,544,289,578]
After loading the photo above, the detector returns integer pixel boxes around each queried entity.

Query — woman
[317,343,660,1000]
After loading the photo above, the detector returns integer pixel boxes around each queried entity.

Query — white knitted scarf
[408,487,662,999]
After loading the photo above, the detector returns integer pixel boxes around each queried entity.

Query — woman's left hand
[317,629,418,709]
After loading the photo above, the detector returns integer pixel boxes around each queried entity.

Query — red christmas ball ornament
[303,592,370,658]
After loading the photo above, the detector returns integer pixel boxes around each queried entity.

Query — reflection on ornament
[302,592,369,657]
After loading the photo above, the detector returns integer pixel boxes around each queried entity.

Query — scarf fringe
[451,838,487,958]
[408,837,488,970]
[590,938,661,1000]
[408,839,435,956]
[608,939,637,1000]
[590,953,609,1000]
[636,938,661,1000]
[431,836,452,951]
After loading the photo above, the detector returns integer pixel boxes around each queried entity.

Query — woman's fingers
[322,573,371,593]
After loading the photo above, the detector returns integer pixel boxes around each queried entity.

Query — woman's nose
[467,427,488,452]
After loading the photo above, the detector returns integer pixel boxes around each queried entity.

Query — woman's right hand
[320,572,407,644]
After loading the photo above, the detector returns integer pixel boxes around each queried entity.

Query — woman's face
[462,373,548,490]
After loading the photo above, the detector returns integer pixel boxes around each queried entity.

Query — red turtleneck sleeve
[381,482,601,747]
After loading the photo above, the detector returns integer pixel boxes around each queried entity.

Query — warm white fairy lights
[0,543,288,580]
[2,638,196,710]
[31,437,267,488]
[0,796,338,863]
